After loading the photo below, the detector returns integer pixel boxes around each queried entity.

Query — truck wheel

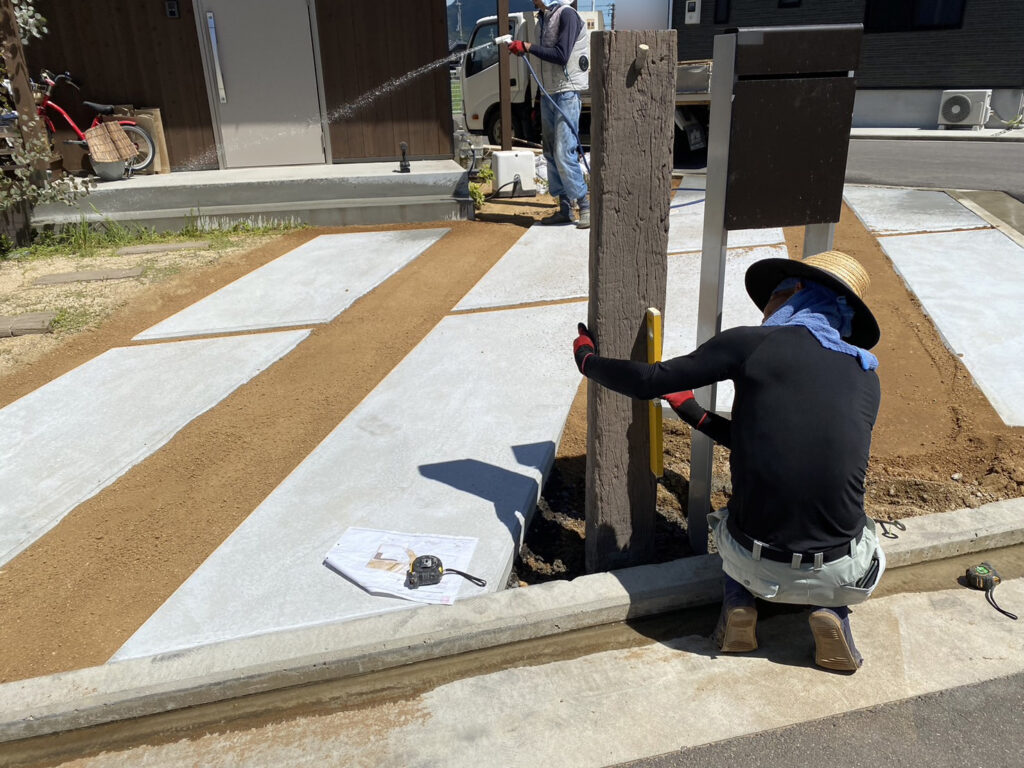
[485,111,503,146]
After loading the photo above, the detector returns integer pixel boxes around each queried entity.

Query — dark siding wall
[25,0,217,170]
[22,0,454,168]
[317,0,453,162]
[673,0,1024,88]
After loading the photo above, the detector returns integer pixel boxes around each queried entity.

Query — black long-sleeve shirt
[585,325,881,553]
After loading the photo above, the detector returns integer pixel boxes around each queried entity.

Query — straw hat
[745,250,880,349]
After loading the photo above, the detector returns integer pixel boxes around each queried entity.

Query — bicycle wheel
[119,123,155,172]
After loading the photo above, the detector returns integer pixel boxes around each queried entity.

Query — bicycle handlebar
[38,70,80,96]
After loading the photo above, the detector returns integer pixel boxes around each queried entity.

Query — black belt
[726,513,862,566]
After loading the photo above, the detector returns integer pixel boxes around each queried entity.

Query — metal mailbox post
[687,24,863,554]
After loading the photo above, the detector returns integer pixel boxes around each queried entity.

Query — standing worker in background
[572,251,886,673]
[509,0,591,229]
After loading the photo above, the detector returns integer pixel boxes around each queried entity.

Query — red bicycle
[35,69,155,175]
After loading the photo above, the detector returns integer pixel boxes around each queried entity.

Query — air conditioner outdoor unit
[937,89,992,129]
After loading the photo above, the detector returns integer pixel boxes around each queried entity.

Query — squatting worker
[509,0,591,229]
[572,251,886,672]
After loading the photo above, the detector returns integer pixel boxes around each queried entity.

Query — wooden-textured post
[585,30,676,573]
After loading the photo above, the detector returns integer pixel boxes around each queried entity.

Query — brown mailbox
[723,25,863,230]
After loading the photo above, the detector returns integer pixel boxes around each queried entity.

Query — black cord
[873,518,906,539]
[485,178,524,200]
[986,587,1018,620]
[446,568,487,587]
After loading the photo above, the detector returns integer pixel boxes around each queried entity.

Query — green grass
[7,216,307,261]
[51,305,102,334]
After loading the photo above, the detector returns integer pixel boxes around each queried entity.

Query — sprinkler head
[398,141,411,173]
[494,34,513,45]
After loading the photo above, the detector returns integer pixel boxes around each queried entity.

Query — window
[714,0,730,24]
[864,0,966,32]
[465,22,499,77]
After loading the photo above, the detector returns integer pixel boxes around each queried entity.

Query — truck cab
[460,10,603,145]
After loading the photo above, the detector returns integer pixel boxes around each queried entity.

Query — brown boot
[809,607,863,672]
[712,576,758,652]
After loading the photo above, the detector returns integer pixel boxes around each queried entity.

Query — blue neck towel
[763,279,879,371]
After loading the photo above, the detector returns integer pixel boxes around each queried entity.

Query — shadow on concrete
[622,600,829,672]
[417,441,554,549]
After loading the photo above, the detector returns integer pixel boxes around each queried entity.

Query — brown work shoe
[809,608,863,672]
[713,603,758,652]
[539,210,574,225]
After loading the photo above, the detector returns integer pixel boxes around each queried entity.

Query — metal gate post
[687,32,736,555]
[803,222,836,258]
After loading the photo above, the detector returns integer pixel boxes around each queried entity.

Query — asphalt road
[618,670,1024,768]
[846,139,1024,202]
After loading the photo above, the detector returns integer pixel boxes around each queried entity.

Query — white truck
[458,11,712,152]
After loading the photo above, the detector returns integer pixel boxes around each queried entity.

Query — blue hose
[520,54,591,174]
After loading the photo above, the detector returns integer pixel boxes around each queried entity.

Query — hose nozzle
[494,34,513,45]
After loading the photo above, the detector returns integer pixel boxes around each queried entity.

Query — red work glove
[663,391,695,410]
[573,322,595,374]
[508,40,527,56]
[664,390,709,428]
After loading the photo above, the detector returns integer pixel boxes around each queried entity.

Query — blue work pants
[540,91,588,208]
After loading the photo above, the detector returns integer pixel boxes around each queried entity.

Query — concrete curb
[1,499,1022,744]
[850,127,1024,142]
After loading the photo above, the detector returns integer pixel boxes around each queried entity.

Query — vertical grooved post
[585,30,676,573]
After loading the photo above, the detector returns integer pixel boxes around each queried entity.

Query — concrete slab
[663,245,784,412]
[668,180,784,254]
[133,229,447,340]
[843,186,990,234]
[112,302,582,661]
[876,228,1024,426]
[454,225,589,311]
[948,190,1024,248]
[0,312,54,337]
[252,580,1021,768]
[0,331,310,567]
[3,499,1022,747]
[33,267,143,286]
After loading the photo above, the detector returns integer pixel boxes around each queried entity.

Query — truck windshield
[465,22,499,77]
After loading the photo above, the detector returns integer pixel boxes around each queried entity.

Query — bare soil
[0,196,1022,684]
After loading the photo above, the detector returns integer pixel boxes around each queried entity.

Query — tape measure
[404,555,487,590]
[965,562,1017,620]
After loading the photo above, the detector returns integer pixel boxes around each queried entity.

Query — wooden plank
[0,312,55,337]
[33,267,143,286]
[585,30,676,573]
[128,110,170,174]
